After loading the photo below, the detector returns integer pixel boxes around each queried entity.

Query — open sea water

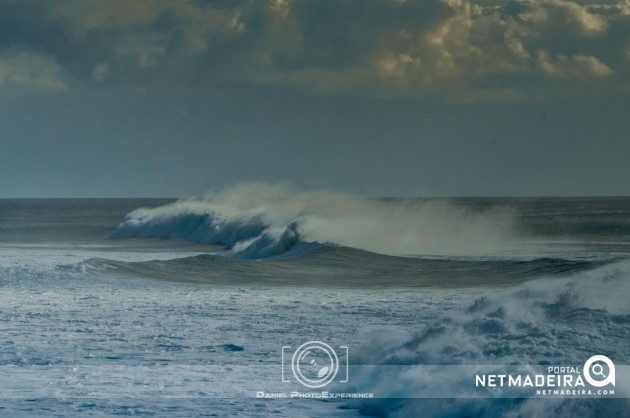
[0,190,629,417]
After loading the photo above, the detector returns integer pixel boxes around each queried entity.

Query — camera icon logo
[282,341,349,388]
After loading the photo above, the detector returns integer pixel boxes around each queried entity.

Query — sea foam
[344,260,630,416]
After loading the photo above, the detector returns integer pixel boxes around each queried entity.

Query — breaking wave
[108,183,518,259]
[345,259,630,416]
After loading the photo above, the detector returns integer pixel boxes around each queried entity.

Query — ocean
[0,188,628,417]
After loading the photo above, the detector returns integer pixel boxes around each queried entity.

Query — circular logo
[583,355,616,387]
[291,340,339,388]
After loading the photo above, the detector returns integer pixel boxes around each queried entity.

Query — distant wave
[108,183,518,259]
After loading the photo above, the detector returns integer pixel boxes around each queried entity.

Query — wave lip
[108,205,302,259]
[108,183,518,259]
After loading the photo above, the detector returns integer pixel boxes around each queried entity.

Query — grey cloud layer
[0,0,628,98]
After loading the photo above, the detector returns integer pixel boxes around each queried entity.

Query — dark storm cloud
[1,0,628,98]
[0,0,628,198]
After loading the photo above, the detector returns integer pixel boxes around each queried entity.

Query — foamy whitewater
[1,185,628,417]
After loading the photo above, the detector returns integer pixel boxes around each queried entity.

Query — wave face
[109,183,518,259]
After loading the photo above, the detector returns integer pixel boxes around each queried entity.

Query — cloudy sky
[0,0,628,197]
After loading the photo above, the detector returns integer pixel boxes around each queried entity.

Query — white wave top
[109,183,518,258]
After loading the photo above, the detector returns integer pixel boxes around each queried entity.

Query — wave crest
[109,183,518,259]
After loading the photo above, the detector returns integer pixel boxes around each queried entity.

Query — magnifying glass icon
[591,363,606,378]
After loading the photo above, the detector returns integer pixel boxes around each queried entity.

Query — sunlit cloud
[0,0,627,99]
